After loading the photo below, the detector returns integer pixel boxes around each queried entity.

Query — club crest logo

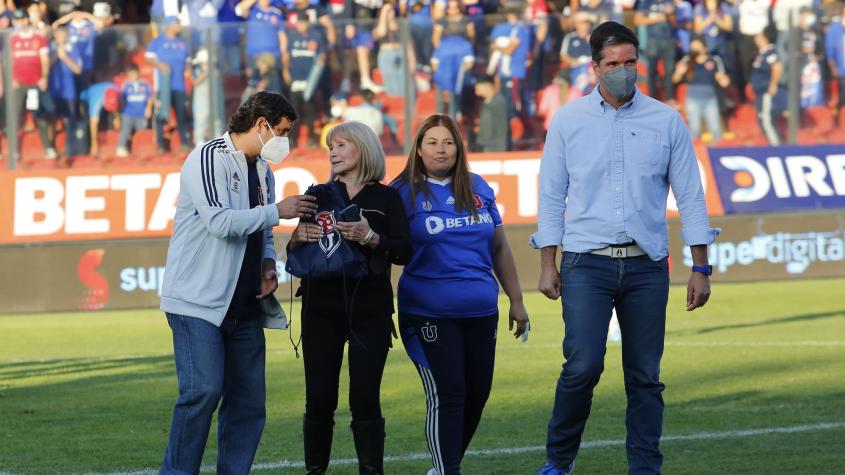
[422,200,432,211]
[315,211,341,257]
[473,194,483,209]
[421,322,438,342]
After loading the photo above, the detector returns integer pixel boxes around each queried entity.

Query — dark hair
[475,74,495,85]
[589,21,639,64]
[127,62,139,72]
[391,114,477,219]
[762,25,778,45]
[227,91,297,133]
[361,89,375,103]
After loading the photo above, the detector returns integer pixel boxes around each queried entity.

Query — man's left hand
[256,260,279,299]
[686,272,711,311]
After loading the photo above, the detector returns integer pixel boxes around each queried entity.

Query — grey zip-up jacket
[160,132,285,327]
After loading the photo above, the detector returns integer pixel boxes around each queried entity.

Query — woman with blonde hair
[390,114,529,475]
[288,121,412,474]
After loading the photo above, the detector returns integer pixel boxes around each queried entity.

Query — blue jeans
[118,116,148,149]
[684,92,721,142]
[161,314,266,475]
[546,252,669,475]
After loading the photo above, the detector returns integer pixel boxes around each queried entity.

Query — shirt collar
[425,176,453,185]
[589,84,640,113]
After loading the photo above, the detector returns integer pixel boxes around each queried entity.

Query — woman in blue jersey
[391,114,529,475]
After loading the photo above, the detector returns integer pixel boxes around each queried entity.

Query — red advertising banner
[0,149,723,244]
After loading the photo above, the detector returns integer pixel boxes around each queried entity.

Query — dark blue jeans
[160,314,266,475]
[546,252,669,475]
[155,89,191,150]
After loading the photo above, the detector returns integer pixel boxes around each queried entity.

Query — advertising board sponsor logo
[78,249,108,310]
[709,145,845,213]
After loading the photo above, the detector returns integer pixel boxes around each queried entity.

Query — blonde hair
[326,121,386,184]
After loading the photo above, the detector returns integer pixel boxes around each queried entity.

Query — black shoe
[304,415,334,475]
[350,418,385,475]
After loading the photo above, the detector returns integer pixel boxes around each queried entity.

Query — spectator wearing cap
[79,80,119,158]
[237,0,286,90]
[90,1,123,82]
[489,3,531,136]
[635,0,678,103]
[284,11,326,147]
[826,5,845,114]
[560,12,595,102]
[116,63,153,157]
[10,8,58,159]
[150,0,183,28]
[145,16,192,154]
[473,74,508,152]
[49,25,86,157]
[673,0,694,55]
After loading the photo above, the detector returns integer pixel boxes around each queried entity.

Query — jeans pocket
[560,252,583,273]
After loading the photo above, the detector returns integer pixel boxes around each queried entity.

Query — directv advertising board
[708,145,845,214]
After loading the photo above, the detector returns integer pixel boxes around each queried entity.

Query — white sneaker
[115,146,129,157]
[45,148,58,160]
[426,469,440,475]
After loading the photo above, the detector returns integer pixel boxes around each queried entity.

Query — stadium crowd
[1,0,845,165]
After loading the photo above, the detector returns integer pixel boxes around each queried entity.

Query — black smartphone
[338,204,361,222]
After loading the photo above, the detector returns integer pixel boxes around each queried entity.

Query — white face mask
[330,106,343,118]
[258,120,290,164]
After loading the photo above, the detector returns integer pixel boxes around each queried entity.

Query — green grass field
[2,279,844,474]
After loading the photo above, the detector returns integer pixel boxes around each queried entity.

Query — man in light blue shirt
[531,22,718,475]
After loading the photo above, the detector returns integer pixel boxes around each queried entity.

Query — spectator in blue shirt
[116,63,153,157]
[185,0,223,47]
[533,22,717,475]
[391,114,528,475]
[403,0,434,73]
[825,6,845,111]
[634,0,678,102]
[237,0,286,83]
[559,11,595,101]
[49,26,86,157]
[145,16,192,153]
[53,10,101,82]
[673,0,693,54]
[489,3,532,138]
[750,26,786,145]
[284,12,326,147]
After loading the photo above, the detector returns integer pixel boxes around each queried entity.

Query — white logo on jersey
[422,200,432,211]
[446,196,455,205]
[425,216,445,234]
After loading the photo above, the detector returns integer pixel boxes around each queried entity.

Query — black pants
[301,309,391,423]
[399,313,498,475]
[737,34,759,101]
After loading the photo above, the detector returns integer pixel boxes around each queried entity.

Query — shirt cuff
[680,226,721,247]
[529,231,562,250]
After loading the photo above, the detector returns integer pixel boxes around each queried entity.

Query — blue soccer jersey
[394,174,503,318]
[122,80,153,118]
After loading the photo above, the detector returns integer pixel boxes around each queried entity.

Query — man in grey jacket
[159,91,317,475]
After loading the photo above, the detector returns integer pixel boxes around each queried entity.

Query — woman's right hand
[291,222,324,245]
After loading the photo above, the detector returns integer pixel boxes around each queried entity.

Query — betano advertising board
[0,150,724,244]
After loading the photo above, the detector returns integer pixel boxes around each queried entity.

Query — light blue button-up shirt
[530,85,719,260]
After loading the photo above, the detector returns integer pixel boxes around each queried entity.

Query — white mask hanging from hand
[258,119,290,164]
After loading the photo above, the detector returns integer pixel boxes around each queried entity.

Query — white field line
[4,341,845,366]
[69,421,845,475]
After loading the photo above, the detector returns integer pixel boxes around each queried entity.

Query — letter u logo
[421,322,438,342]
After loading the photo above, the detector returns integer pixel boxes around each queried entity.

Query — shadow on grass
[684,309,845,335]
[0,354,174,381]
